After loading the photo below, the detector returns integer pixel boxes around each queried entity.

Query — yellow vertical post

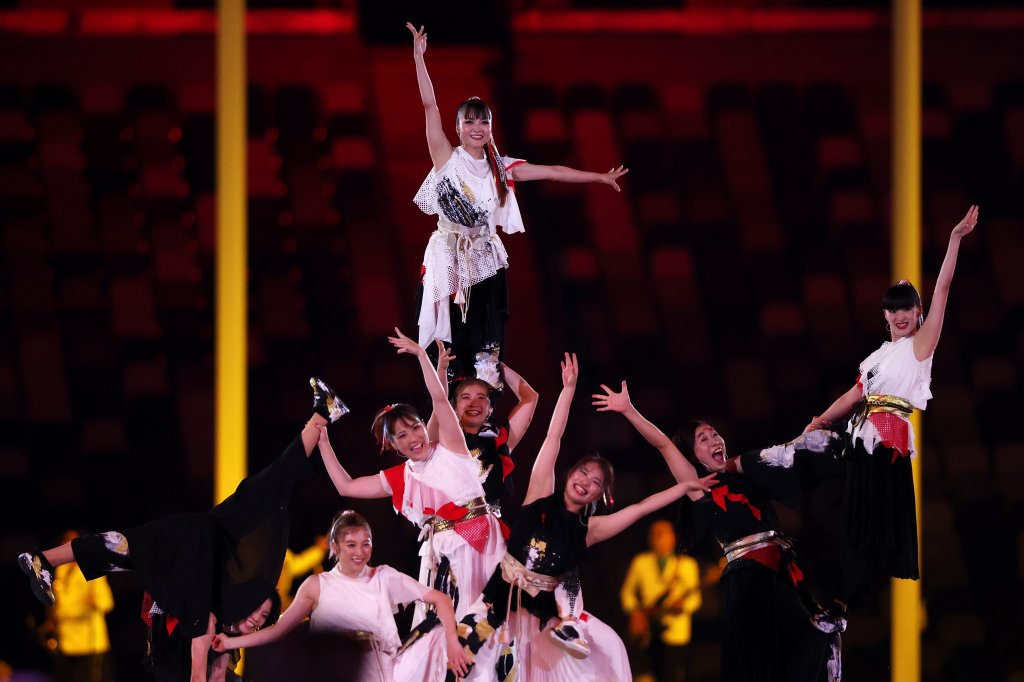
[892,0,922,679]
[215,0,247,502]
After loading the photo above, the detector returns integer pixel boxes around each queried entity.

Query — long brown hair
[456,97,509,207]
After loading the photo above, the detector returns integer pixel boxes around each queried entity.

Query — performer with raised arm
[455,354,716,680]
[19,379,349,682]
[593,381,837,682]
[406,22,627,389]
[801,206,979,623]
[315,330,504,629]
[212,510,470,682]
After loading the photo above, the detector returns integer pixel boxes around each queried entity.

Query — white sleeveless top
[857,336,933,409]
[310,564,430,654]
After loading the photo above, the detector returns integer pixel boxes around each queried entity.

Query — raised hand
[405,22,427,58]
[317,423,330,448]
[388,327,425,357]
[952,204,979,239]
[600,165,629,192]
[560,352,579,388]
[592,380,631,413]
[435,339,455,377]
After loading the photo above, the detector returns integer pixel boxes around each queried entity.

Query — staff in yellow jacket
[52,530,114,682]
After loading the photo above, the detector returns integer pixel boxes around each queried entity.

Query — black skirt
[840,433,919,580]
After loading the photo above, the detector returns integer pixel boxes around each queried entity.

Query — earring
[918,314,924,329]
[885,322,891,332]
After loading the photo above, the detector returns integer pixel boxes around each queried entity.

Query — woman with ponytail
[406,23,628,390]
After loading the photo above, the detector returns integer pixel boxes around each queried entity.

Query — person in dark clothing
[593,380,840,682]
[456,355,715,680]
[19,378,348,682]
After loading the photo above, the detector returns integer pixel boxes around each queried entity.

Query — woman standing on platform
[802,205,979,619]
[406,22,628,389]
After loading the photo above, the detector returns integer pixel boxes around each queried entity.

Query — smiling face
[884,305,922,341]
[387,416,431,461]
[455,382,491,433]
[234,598,273,635]
[692,423,728,473]
[564,462,606,510]
[333,528,373,578]
[455,100,492,156]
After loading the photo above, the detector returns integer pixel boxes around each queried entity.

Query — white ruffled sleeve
[378,565,432,613]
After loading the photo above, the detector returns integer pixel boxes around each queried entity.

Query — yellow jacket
[53,564,113,656]
[620,552,702,646]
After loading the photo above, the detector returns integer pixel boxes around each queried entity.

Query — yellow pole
[891,0,922,679]
[215,0,247,502]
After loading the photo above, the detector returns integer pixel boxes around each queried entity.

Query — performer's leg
[21,531,133,605]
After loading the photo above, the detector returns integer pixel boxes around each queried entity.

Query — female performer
[406,22,628,388]
[456,354,716,680]
[315,330,504,628]
[19,378,349,682]
[802,205,978,615]
[593,381,836,682]
[212,510,470,681]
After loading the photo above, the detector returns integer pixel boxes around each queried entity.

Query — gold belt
[863,394,913,416]
[721,530,792,563]
[499,552,561,596]
[425,497,495,533]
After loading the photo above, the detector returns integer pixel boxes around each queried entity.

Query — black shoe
[18,552,55,606]
[548,622,590,659]
[310,377,349,423]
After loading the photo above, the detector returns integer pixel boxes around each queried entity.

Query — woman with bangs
[802,206,979,621]
[406,22,628,390]
[593,382,839,682]
[455,354,715,681]
[212,510,469,682]
[315,329,504,638]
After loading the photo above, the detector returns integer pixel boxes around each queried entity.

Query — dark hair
[371,404,423,451]
[881,280,922,312]
[563,454,616,510]
[456,96,509,208]
[671,420,711,472]
[265,590,282,626]
[450,377,493,409]
[328,510,372,559]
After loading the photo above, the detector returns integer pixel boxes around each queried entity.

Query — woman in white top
[406,23,628,389]
[316,329,505,636]
[211,510,469,681]
[804,205,978,617]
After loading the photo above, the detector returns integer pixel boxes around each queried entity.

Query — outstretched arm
[586,476,716,546]
[425,341,455,443]
[405,23,453,171]
[502,362,539,451]
[914,204,978,361]
[593,381,699,484]
[418,588,470,678]
[524,353,578,505]
[212,576,319,653]
[318,426,389,499]
[389,328,470,456]
[510,163,628,192]
[804,383,862,433]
